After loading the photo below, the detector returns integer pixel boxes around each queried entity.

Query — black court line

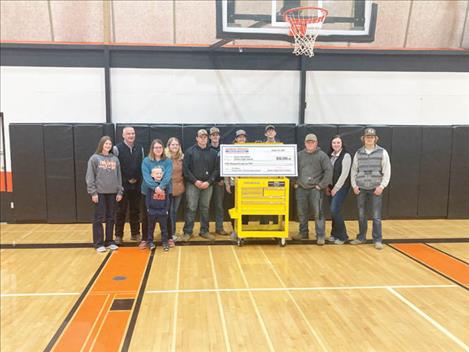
[2,237,469,250]
[43,251,112,352]
[387,244,468,292]
[423,243,469,266]
[121,250,155,352]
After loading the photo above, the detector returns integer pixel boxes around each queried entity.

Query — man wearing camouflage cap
[350,128,391,250]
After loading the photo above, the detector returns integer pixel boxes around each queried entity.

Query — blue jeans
[169,195,183,238]
[329,186,350,241]
[212,182,225,232]
[183,182,213,235]
[357,189,382,242]
[295,187,325,239]
[92,193,117,248]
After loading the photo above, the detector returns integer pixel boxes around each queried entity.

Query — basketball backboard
[216,0,377,43]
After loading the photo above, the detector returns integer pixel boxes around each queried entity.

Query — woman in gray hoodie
[86,136,123,252]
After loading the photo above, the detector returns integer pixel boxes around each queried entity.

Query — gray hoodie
[296,147,333,189]
[86,153,123,196]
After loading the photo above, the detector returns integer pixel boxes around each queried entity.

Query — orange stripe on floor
[52,248,150,352]
[391,243,469,287]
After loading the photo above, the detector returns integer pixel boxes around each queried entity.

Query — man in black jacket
[113,126,144,244]
[182,129,219,241]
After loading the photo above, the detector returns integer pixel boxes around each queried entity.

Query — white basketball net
[284,7,328,57]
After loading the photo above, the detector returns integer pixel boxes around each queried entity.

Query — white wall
[305,71,469,125]
[111,68,300,124]
[0,66,106,171]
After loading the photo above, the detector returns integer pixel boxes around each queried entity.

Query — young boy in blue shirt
[145,166,170,251]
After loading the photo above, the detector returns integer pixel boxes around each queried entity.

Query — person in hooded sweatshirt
[86,136,123,253]
[292,133,332,244]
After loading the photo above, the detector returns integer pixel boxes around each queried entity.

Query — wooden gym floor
[1,220,468,351]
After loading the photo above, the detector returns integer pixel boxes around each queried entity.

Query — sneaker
[374,242,384,250]
[334,239,346,245]
[350,239,365,245]
[96,246,106,253]
[107,243,118,251]
[148,242,156,250]
[327,236,336,243]
[138,241,147,249]
[199,232,215,241]
[182,233,192,242]
[130,234,141,241]
[168,239,175,248]
[230,231,238,241]
[216,230,229,236]
[163,243,170,251]
[115,236,123,245]
[317,238,325,246]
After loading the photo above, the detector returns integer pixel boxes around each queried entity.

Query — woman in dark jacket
[327,135,352,245]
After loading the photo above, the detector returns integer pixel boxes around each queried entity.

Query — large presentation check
[220,144,298,177]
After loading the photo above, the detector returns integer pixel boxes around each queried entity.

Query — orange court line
[391,243,469,287]
[52,248,150,352]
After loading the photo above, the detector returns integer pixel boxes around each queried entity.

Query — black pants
[148,214,169,245]
[115,189,141,238]
[140,195,148,241]
[93,193,117,248]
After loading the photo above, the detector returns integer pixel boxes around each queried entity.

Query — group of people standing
[85,125,390,253]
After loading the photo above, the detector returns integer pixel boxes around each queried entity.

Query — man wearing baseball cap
[182,129,219,241]
[209,126,229,236]
[350,127,391,250]
[293,133,332,244]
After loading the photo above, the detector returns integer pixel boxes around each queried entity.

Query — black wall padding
[296,124,338,152]
[448,126,469,218]
[388,126,421,217]
[418,126,452,217]
[150,125,183,153]
[44,124,76,223]
[74,124,110,222]
[10,124,47,222]
[103,123,115,143]
[116,124,151,154]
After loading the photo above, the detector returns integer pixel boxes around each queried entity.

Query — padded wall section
[10,124,47,222]
[418,126,452,217]
[74,124,110,222]
[388,126,421,217]
[448,126,469,218]
[43,124,76,222]
[296,124,338,152]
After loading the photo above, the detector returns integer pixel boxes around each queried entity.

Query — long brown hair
[95,136,112,154]
[165,137,184,160]
[148,139,167,161]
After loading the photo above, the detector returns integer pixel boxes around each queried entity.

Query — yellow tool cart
[228,177,290,247]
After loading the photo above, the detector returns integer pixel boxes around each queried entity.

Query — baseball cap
[265,124,276,132]
[209,127,220,135]
[236,129,247,137]
[197,129,208,136]
[363,127,377,136]
[304,133,317,142]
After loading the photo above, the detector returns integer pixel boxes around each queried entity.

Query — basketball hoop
[283,6,328,57]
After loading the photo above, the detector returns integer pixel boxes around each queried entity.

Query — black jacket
[183,144,219,184]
